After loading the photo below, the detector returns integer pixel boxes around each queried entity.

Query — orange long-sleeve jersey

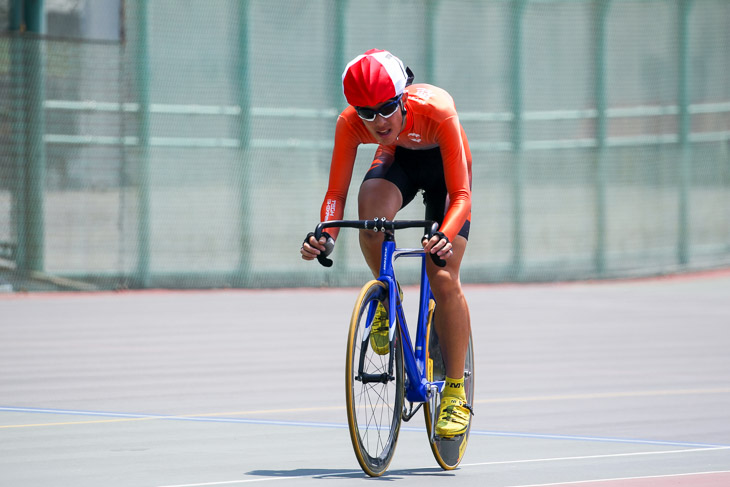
[320,84,472,242]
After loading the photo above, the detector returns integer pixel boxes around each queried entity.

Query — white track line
[504,470,730,487]
[460,445,730,467]
[154,447,730,487]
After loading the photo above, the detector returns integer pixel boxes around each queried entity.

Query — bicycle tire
[423,299,475,470]
[345,280,404,477]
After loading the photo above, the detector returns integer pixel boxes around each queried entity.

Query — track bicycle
[312,218,475,477]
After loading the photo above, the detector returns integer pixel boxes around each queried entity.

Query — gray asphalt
[1,271,730,487]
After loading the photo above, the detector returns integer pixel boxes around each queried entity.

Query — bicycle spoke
[345,280,403,477]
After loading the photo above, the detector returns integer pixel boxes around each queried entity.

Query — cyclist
[301,49,473,437]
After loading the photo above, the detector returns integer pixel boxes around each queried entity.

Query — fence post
[677,0,693,266]
[509,0,525,280]
[10,0,47,273]
[135,1,151,288]
[9,0,26,268]
[9,0,23,29]
[26,1,46,273]
[594,0,610,276]
[425,0,438,84]
[25,12,46,273]
[235,0,252,287]
[330,0,346,105]
[327,0,347,286]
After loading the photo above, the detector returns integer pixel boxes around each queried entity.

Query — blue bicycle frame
[373,232,445,405]
[313,218,446,405]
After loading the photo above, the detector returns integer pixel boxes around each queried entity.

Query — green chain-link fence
[1,0,728,291]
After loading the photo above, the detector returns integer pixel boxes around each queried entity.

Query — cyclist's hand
[422,231,453,260]
[301,232,334,261]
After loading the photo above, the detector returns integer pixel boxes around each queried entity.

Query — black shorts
[363,146,470,240]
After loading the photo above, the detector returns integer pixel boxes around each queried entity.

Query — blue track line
[3,405,729,449]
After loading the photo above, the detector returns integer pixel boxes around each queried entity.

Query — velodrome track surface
[1,270,729,486]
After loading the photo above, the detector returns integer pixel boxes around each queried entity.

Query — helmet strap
[399,99,407,132]
[401,66,413,126]
[405,66,415,87]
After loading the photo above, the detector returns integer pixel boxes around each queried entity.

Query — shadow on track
[246,466,455,481]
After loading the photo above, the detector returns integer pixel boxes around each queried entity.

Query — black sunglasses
[355,94,402,122]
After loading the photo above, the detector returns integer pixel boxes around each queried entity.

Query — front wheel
[345,280,404,477]
[423,299,475,470]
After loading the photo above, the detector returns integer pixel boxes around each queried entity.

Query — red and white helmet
[342,49,411,107]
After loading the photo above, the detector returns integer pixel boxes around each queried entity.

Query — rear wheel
[345,280,404,477]
[423,299,475,470]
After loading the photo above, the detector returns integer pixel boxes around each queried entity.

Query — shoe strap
[441,398,475,417]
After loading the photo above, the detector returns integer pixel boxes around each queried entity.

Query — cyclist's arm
[319,112,364,240]
[436,115,472,242]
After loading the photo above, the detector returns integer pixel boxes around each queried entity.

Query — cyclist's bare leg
[360,178,470,378]
[357,178,403,277]
[426,235,470,380]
